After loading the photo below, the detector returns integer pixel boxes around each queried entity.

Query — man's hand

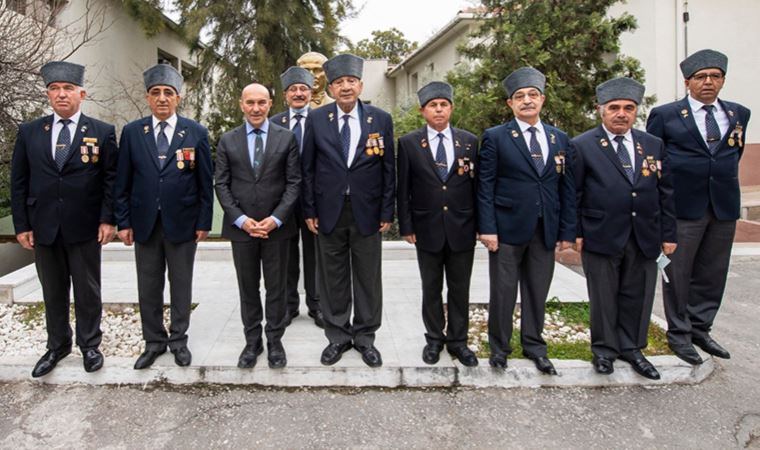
[305,218,319,235]
[195,230,209,243]
[16,231,34,250]
[662,242,677,255]
[118,228,134,246]
[379,221,392,233]
[479,234,499,252]
[254,217,278,234]
[574,238,583,253]
[98,224,116,245]
[402,234,416,244]
[558,240,574,251]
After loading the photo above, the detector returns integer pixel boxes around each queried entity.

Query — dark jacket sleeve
[99,124,119,225]
[10,125,31,234]
[195,126,214,231]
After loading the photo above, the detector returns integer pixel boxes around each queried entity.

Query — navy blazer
[397,126,479,253]
[477,119,576,249]
[646,96,751,220]
[114,115,214,244]
[11,114,118,245]
[572,126,677,259]
[301,101,395,236]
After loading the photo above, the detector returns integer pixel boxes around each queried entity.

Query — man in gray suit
[215,83,301,368]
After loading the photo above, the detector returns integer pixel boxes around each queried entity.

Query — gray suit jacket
[214,121,301,241]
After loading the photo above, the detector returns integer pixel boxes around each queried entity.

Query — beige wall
[362,59,395,111]
[55,0,199,130]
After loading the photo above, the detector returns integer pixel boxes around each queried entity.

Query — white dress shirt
[688,95,729,145]
[602,125,636,170]
[50,110,81,158]
[515,118,549,164]
[152,113,177,144]
[337,103,361,167]
[426,125,455,172]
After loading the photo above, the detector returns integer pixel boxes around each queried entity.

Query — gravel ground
[0,305,169,357]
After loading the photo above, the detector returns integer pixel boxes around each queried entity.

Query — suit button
[443,206,448,211]
[59,198,63,202]
[631,212,637,217]
[160,178,163,183]
[442,186,447,191]
[632,192,637,197]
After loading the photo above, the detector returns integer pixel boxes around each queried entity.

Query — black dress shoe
[448,346,479,367]
[422,344,443,365]
[82,349,104,373]
[31,348,71,378]
[524,353,557,375]
[357,345,383,367]
[669,343,703,365]
[592,355,614,375]
[489,354,507,369]
[267,341,287,369]
[171,346,192,367]
[133,348,166,370]
[692,336,730,359]
[620,352,660,380]
[308,309,325,329]
[237,345,264,368]
[320,341,352,366]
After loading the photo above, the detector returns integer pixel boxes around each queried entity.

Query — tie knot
[342,115,350,123]
[528,126,537,135]
[59,119,72,126]
[703,104,715,113]
[294,114,303,122]
[159,121,168,131]
[252,128,263,135]
[437,133,445,140]
[614,135,625,144]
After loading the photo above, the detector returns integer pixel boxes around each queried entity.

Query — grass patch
[18,303,46,326]
[469,298,671,362]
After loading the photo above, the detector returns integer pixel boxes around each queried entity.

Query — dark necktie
[614,135,634,183]
[703,104,721,154]
[341,115,351,163]
[292,114,303,152]
[435,133,449,181]
[252,128,264,176]
[527,126,545,173]
[156,121,169,168]
[55,119,72,171]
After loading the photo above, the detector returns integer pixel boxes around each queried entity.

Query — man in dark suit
[215,83,301,368]
[301,54,395,367]
[478,67,575,374]
[270,66,324,328]
[11,61,118,377]
[114,64,213,370]
[397,81,479,367]
[647,49,751,365]
[573,78,678,379]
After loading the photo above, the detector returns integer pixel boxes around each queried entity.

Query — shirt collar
[688,94,720,112]
[337,102,359,121]
[152,114,177,130]
[246,119,270,135]
[602,124,633,143]
[515,117,543,133]
[427,124,452,142]
[53,110,81,126]
[290,107,308,117]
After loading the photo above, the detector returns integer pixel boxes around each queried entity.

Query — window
[157,49,178,69]
[411,72,418,94]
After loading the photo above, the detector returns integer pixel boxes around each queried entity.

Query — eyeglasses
[512,91,541,102]
[691,73,724,82]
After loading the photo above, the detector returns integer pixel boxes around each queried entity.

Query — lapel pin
[143,125,150,134]
[728,110,735,117]
[680,108,689,118]
[282,116,287,124]
[328,112,334,122]
[511,130,519,138]
[455,140,461,148]
[44,123,51,132]
[600,138,609,148]
[550,133,556,144]
[177,129,186,139]
[367,116,373,124]
[421,138,427,148]
[80,125,88,134]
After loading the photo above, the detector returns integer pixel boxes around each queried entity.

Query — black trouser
[286,204,320,316]
[134,217,197,351]
[663,208,736,346]
[488,221,554,358]
[34,235,102,351]
[583,237,657,359]
[416,243,474,349]
[231,238,289,349]
[317,198,382,349]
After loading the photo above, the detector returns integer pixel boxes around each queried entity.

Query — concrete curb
[0,354,714,388]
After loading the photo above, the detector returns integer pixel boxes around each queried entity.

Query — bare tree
[0,0,110,217]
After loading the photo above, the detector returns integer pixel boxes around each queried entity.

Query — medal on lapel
[554,150,566,174]
[367,133,380,156]
[600,138,609,148]
[457,158,465,176]
[80,146,89,163]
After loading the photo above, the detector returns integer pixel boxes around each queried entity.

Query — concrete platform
[0,241,721,388]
